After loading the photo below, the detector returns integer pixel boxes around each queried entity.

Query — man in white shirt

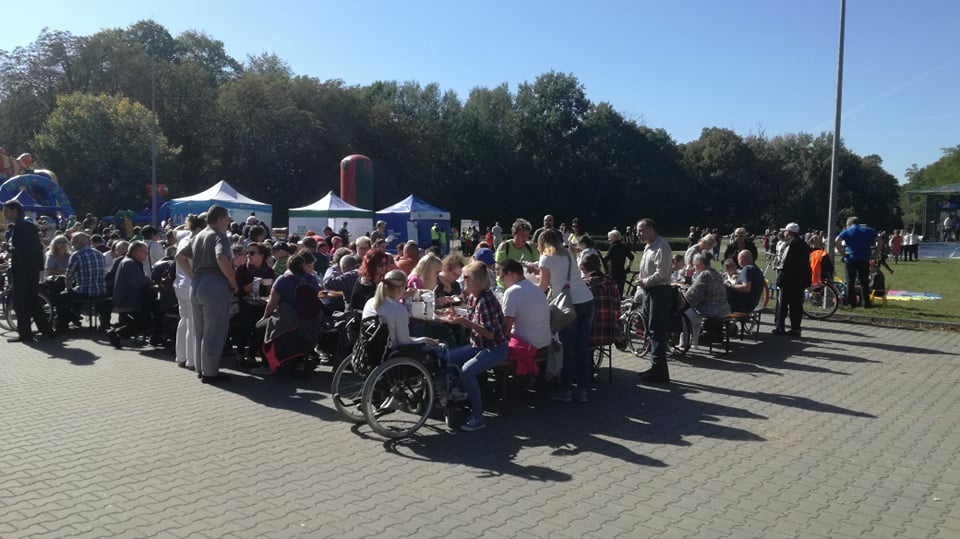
[636,217,673,383]
[500,259,551,350]
[141,225,166,277]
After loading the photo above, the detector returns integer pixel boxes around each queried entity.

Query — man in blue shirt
[727,250,765,313]
[836,216,877,308]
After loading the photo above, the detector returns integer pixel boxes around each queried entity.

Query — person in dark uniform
[773,222,811,338]
[3,201,55,342]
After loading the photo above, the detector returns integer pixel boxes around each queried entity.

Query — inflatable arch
[0,173,75,218]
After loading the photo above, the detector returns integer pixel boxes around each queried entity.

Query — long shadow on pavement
[680,338,856,375]
[28,338,100,366]
[674,381,876,418]
[379,379,766,480]
[209,370,343,422]
[823,339,956,356]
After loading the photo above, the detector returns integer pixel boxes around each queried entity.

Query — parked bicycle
[762,252,845,321]
[802,280,845,320]
[617,286,692,358]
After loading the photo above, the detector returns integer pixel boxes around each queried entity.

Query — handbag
[549,254,578,333]
[545,333,563,379]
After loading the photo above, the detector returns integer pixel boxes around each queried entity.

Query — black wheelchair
[331,316,466,438]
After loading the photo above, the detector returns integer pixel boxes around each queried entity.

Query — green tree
[0,29,87,150]
[900,146,960,227]
[32,93,180,216]
[681,128,759,231]
[215,68,326,223]
[514,71,590,218]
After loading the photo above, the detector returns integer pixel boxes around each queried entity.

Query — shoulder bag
[549,254,578,333]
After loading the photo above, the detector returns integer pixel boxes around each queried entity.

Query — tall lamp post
[151,65,158,227]
[826,0,846,253]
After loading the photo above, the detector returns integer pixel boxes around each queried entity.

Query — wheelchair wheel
[624,310,649,356]
[331,355,367,423]
[6,292,54,333]
[361,357,434,439]
[803,283,839,320]
[0,289,13,332]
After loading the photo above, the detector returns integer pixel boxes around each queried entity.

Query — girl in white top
[363,269,439,351]
[535,231,593,305]
[533,229,595,403]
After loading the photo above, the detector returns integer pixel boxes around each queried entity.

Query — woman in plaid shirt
[447,261,508,432]
[581,254,622,350]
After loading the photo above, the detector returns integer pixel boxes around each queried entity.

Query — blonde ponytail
[374,269,408,309]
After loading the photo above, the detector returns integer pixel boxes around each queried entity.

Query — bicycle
[618,286,692,358]
[763,253,845,321]
[620,269,639,299]
[802,280,845,320]
[2,288,54,333]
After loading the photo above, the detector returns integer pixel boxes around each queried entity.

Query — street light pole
[826,0,846,253]
[151,64,158,228]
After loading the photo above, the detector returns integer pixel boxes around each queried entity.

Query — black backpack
[294,277,323,320]
[350,316,389,375]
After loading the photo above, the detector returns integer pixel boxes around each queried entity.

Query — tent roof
[906,182,960,195]
[171,180,269,207]
[377,195,448,215]
[289,191,373,213]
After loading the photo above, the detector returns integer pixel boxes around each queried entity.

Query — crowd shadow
[27,337,100,366]
[676,352,784,376]
[378,379,765,481]
[681,338,854,375]
[805,324,870,338]
[675,381,876,418]
[210,368,342,423]
[830,340,956,356]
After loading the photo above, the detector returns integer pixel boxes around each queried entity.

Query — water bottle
[252,277,261,300]
[423,291,435,320]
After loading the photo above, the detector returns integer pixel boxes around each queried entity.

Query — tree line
[1,20,907,234]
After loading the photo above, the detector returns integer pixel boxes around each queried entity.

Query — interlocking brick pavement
[1,317,959,537]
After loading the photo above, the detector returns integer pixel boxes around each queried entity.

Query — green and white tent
[288,191,374,237]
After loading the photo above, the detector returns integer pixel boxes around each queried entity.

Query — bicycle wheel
[624,310,649,356]
[331,355,367,423]
[803,283,839,320]
[6,292,54,333]
[361,357,434,439]
[670,314,692,356]
[0,289,13,332]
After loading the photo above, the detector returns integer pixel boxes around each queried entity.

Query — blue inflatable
[0,174,74,219]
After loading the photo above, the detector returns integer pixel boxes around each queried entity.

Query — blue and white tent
[376,195,451,250]
[165,180,272,226]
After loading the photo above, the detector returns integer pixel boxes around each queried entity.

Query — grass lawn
[858,257,960,324]
[623,244,960,325]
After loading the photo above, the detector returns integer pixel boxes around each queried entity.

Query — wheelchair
[331,315,466,438]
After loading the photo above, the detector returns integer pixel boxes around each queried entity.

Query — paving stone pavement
[1,318,959,538]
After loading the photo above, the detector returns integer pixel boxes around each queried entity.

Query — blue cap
[473,247,495,266]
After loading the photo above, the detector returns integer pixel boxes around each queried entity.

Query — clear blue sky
[4,0,959,183]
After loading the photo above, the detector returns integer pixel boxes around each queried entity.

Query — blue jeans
[449,344,509,420]
[560,300,595,389]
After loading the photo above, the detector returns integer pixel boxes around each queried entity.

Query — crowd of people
[1,199,907,431]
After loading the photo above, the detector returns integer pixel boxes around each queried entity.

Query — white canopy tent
[288,191,374,238]
[166,180,272,226]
